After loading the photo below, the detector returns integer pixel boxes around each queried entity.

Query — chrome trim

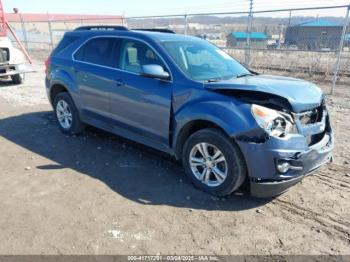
[71,35,173,82]
[288,165,303,171]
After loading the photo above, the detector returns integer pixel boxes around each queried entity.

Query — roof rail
[133,28,176,34]
[74,25,128,31]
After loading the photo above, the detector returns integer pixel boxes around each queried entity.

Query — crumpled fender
[172,98,261,151]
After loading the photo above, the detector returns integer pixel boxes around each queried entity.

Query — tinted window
[119,40,166,74]
[74,38,116,67]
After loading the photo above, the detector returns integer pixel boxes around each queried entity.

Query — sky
[4,0,350,18]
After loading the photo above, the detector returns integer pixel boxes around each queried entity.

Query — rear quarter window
[52,35,79,56]
[74,38,117,67]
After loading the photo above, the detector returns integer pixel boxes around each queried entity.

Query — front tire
[182,128,247,196]
[53,92,85,135]
[11,74,24,85]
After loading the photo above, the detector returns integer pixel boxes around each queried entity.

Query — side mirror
[140,64,170,80]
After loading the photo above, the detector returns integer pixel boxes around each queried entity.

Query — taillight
[44,57,50,74]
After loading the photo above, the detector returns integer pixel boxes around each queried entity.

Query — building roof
[5,13,123,23]
[293,19,341,27]
[230,32,268,40]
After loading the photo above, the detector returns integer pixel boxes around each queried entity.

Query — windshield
[161,39,250,82]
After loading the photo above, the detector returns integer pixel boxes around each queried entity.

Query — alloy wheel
[189,143,228,187]
[56,100,73,129]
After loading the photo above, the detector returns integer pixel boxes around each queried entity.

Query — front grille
[308,132,325,146]
[294,100,329,145]
[0,48,9,63]
[297,100,331,145]
[297,104,324,126]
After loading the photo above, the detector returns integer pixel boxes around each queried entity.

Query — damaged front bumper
[237,107,334,198]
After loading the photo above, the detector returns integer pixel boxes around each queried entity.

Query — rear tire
[53,92,85,135]
[182,128,247,196]
[11,74,24,85]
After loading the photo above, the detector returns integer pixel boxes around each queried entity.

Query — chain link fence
[6,4,350,89]
[222,6,350,88]
[7,15,125,60]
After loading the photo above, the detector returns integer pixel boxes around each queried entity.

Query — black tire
[11,74,24,85]
[53,92,85,135]
[182,128,247,196]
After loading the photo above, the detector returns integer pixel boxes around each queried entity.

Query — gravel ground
[0,67,349,255]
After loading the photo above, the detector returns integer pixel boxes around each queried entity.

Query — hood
[204,75,323,112]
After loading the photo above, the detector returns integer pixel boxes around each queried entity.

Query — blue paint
[230,32,268,40]
[45,28,334,196]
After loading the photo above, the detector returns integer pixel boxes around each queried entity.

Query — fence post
[245,0,253,67]
[122,11,126,27]
[184,14,188,35]
[331,5,350,94]
[288,10,292,27]
[278,24,283,49]
[19,13,29,52]
[48,19,54,50]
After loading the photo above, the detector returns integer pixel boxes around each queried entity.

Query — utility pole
[331,4,350,94]
[47,12,54,50]
[245,0,253,67]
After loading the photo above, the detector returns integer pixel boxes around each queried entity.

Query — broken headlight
[251,104,297,137]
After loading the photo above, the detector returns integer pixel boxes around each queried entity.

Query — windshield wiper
[204,78,221,83]
[205,73,253,82]
[234,73,254,79]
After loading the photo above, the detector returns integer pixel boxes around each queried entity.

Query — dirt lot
[0,65,349,256]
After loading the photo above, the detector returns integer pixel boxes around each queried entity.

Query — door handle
[115,78,124,86]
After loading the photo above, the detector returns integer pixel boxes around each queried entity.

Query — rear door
[110,38,173,148]
[73,37,120,119]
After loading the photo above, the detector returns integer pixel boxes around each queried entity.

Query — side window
[119,39,166,74]
[74,38,117,67]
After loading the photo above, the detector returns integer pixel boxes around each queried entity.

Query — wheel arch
[49,68,79,103]
[174,119,229,160]
[50,83,69,104]
[49,77,80,111]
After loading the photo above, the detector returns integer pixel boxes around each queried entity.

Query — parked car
[45,26,334,197]
[287,44,299,51]
[0,36,30,84]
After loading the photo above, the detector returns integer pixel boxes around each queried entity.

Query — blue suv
[45,26,334,197]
